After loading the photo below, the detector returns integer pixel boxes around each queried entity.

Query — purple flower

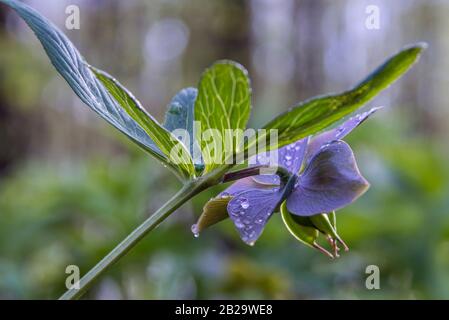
[193,107,381,256]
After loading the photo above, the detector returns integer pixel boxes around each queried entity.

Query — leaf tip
[411,41,429,51]
[402,42,428,61]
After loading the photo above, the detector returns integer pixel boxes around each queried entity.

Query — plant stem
[221,165,267,183]
[59,180,207,300]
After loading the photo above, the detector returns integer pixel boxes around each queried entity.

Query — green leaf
[164,87,201,165]
[0,0,182,174]
[260,43,426,150]
[194,61,252,174]
[91,68,195,179]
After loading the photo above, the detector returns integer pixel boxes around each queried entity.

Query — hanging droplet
[191,224,199,238]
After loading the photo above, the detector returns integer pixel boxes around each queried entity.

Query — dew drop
[240,199,249,209]
[285,155,292,161]
[235,219,244,229]
[191,224,200,238]
[320,142,331,150]
[335,127,345,138]
[230,211,239,217]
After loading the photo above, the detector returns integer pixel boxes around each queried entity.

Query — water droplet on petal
[230,209,240,217]
[238,197,249,209]
[336,126,347,139]
[320,142,331,150]
[235,219,244,229]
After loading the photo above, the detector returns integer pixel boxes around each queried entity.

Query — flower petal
[192,195,231,236]
[286,140,369,216]
[227,187,284,245]
[220,176,265,197]
[306,107,381,162]
[252,138,309,185]
[192,177,274,235]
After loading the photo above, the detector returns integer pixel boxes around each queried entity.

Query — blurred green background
[0,0,448,299]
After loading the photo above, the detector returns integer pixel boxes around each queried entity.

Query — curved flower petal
[220,176,266,197]
[306,107,381,162]
[286,140,369,216]
[252,138,309,185]
[192,195,231,236]
[192,177,273,235]
[227,187,284,245]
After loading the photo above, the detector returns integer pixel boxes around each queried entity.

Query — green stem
[59,180,207,300]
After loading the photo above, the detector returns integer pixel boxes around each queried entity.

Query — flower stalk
[59,180,207,300]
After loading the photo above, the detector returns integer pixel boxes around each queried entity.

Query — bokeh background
[0,0,448,299]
